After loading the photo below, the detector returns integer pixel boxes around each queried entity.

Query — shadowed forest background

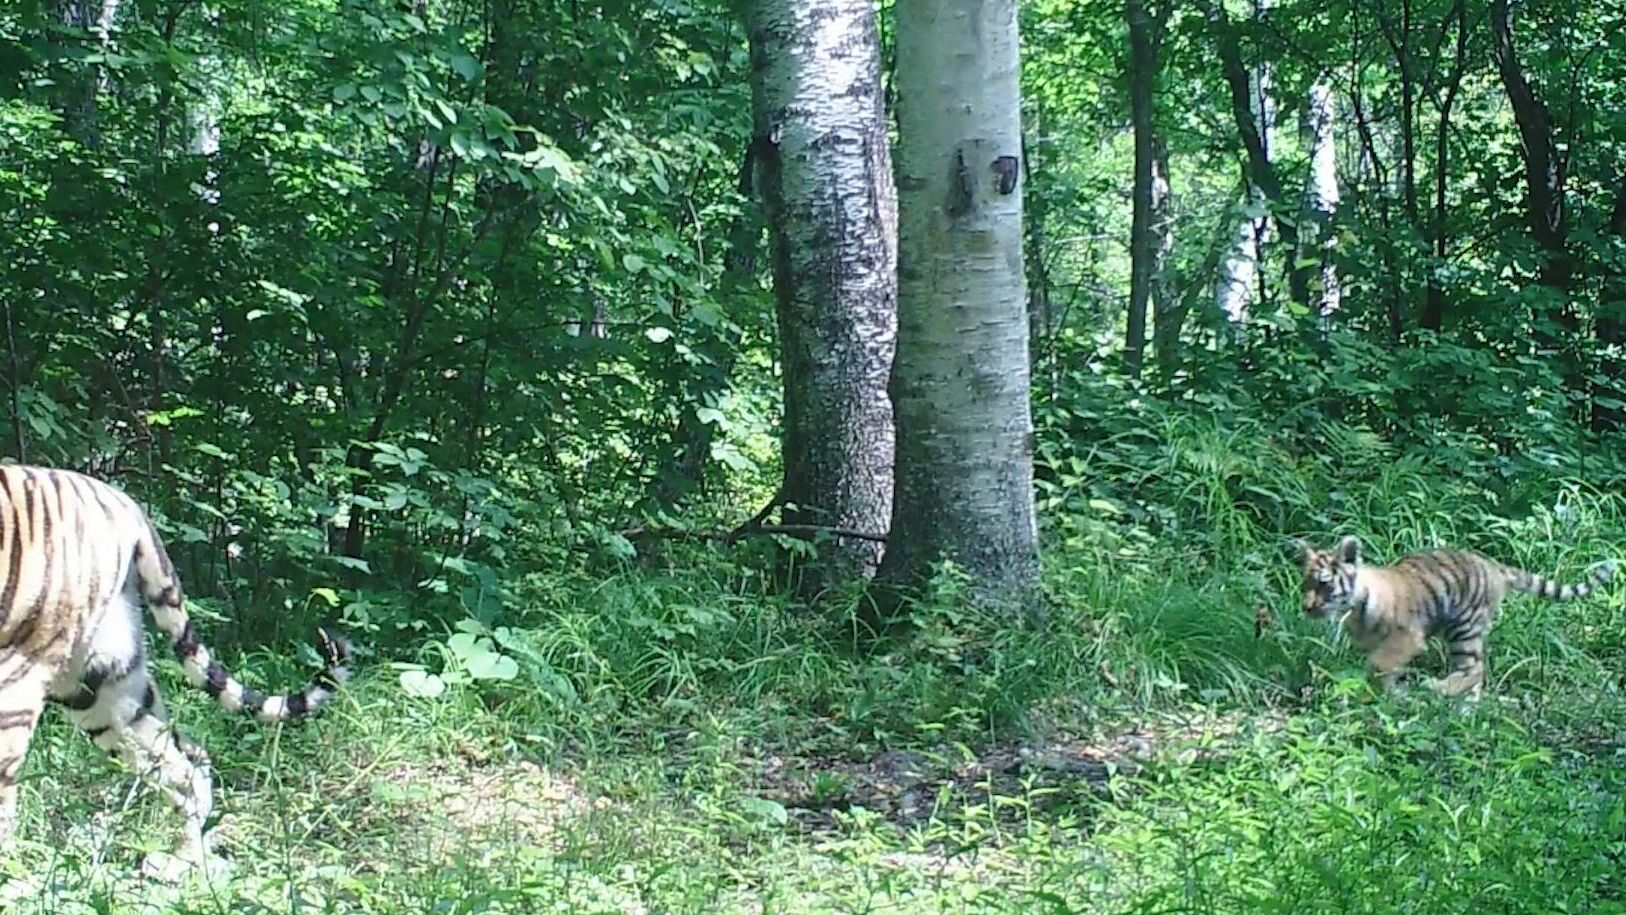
[1,0,1625,911]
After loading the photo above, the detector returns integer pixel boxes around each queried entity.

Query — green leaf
[645,327,673,343]
[331,555,372,573]
[738,797,788,826]
[446,632,482,657]
[465,650,519,681]
[449,52,481,81]
[623,253,648,273]
[311,587,341,607]
[399,669,446,699]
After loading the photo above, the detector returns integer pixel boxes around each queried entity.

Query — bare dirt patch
[754,706,1288,832]
[360,758,601,860]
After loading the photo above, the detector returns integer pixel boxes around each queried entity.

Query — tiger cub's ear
[1336,535,1361,564]
[1284,538,1312,564]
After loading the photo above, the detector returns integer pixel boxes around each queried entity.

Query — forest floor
[2,540,1625,914]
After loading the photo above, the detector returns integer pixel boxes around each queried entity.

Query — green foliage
[0,0,781,654]
[3,0,1626,910]
[6,423,1624,909]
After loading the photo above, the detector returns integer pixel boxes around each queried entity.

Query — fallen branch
[728,488,785,542]
[748,523,888,543]
[621,522,888,545]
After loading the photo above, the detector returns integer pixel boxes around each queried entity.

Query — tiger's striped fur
[1295,535,1614,696]
[0,465,349,875]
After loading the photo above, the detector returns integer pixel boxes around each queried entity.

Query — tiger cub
[0,465,349,876]
[1294,536,1614,696]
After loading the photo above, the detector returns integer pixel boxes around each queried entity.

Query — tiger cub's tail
[1502,559,1617,602]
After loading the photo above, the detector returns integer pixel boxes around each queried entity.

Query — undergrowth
[3,411,1624,913]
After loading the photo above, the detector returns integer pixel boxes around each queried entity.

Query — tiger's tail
[131,516,350,722]
[1502,559,1617,602]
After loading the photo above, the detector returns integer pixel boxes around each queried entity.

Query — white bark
[1214,0,1276,324]
[1215,191,1267,324]
[745,0,897,581]
[1302,77,1340,317]
[55,0,122,146]
[188,6,223,158]
[878,0,1039,606]
[1150,138,1180,371]
[190,5,223,217]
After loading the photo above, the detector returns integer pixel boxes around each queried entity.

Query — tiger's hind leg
[1430,600,1495,698]
[1430,634,1487,698]
[55,662,220,881]
[0,658,53,850]
[51,594,218,881]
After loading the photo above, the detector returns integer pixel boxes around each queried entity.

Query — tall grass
[3,412,1624,912]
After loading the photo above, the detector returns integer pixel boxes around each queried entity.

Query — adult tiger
[0,465,348,876]
[1294,535,1614,696]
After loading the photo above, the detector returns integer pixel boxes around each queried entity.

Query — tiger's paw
[1423,675,1484,703]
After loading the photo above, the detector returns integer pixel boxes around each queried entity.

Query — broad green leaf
[465,650,518,681]
[398,670,446,699]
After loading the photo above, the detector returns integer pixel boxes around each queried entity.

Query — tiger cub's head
[1292,535,1361,618]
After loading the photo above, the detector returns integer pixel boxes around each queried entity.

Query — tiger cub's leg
[0,659,53,849]
[1366,628,1426,693]
[1431,634,1487,697]
[1428,599,1494,698]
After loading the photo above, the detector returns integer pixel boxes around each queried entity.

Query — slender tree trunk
[745,0,898,585]
[1347,5,1404,341]
[1150,137,1182,375]
[1421,0,1467,332]
[1490,0,1569,292]
[1594,183,1626,433]
[1125,0,1159,378]
[1299,77,1340,322]
[1024,106,1054,370]
[877,0,1039,613]
[1490,0,1576,392]
[1377,0,1418,231]
[1215,182,1265,325]
[1207,0,1292,318]
[53,0,121,147]
[2,296,23,462]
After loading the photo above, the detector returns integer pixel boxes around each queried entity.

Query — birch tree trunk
[1215,189,1266,325]
[54,0,121,148]
[876,0,1040,611]
[1596,182,1626,433]
[1209,0,1281,323]
[745,0,897,585]
[1300,77,1340,320]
